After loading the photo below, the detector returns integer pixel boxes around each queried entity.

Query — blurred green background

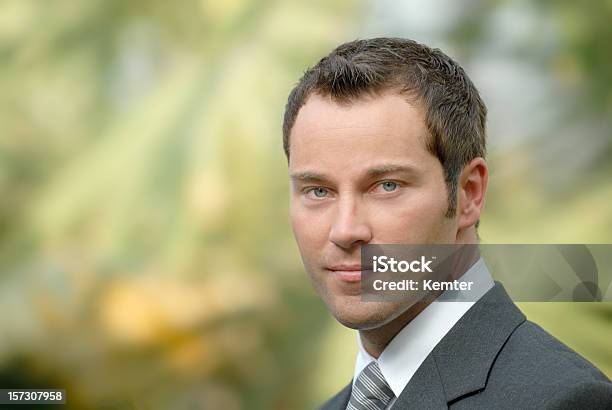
[0,0,611,409]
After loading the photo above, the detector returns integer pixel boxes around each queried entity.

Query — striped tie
[346,361,395,410]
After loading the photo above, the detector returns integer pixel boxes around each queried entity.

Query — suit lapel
[392,354,448,409]
[393,283,526,408]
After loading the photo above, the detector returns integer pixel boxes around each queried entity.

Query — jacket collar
[393,282,526,408]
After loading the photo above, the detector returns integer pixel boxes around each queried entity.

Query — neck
[359,296,434,358]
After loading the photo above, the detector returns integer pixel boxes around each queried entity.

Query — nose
[328,195,372,249]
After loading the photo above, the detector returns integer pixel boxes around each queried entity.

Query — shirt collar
[353,257,495,397]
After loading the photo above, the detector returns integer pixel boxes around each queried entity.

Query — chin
[328,298,402,330]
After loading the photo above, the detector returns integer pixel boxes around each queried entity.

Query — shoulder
[472,319,612,408]
[497,320,609,383]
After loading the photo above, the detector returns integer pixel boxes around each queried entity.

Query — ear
[457,157,488,230]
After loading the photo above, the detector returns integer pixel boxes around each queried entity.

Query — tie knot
[347,361,395,410]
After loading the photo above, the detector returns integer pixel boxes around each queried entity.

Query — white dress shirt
[352,257,495,408]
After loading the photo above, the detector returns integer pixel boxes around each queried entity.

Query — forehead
[289,92,432,172]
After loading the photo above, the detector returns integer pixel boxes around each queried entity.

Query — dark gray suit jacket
[319,283,612,409]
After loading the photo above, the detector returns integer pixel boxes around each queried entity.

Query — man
[283,37,612,409]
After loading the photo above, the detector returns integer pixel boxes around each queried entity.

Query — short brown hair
[282,37,487,219]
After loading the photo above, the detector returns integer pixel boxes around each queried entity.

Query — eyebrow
[289,171,330,183]
[290,164,419,183]
[365,164,419,178]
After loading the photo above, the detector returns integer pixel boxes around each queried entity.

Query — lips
[326,264,373,282]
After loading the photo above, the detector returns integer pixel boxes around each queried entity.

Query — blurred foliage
[0,0,610,409]
[0,0,359,408]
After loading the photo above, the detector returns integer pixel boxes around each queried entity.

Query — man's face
[288,92,459,330]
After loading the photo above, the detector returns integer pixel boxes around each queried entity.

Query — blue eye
[312,187,328,198]
[381,181,398,192]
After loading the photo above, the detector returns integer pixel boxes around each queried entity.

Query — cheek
[290,205,329,256]
[370,190,451,241]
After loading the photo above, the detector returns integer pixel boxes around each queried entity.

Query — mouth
[326,265,373,283]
